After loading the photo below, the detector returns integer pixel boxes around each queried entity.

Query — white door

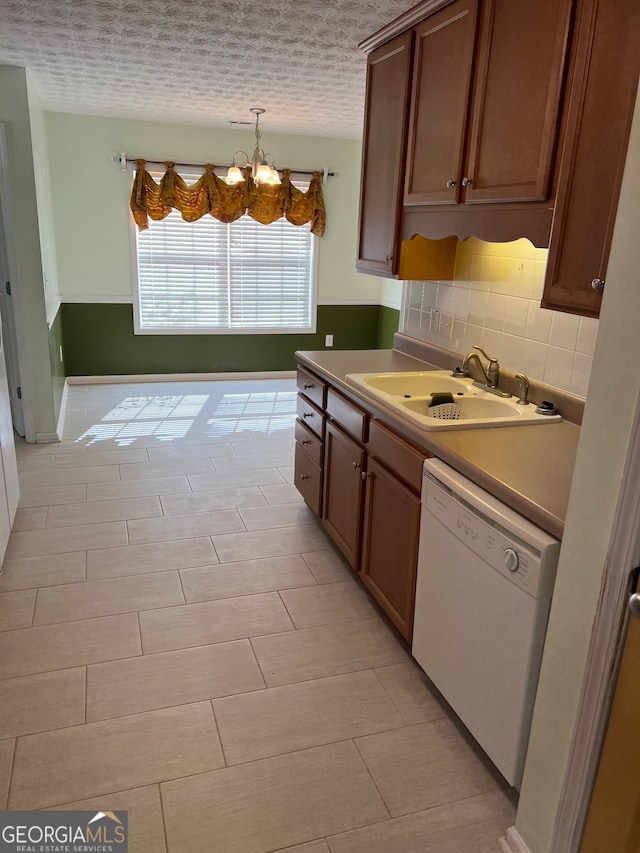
[0,198,25,436]
[0,331,17,561]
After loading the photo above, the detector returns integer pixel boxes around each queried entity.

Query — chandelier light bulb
[255,162,273,183]
[225,165,244,185]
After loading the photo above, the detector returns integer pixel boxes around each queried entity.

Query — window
[131,171,317,335]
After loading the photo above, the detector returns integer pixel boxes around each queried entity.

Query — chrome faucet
[452,345,512,398]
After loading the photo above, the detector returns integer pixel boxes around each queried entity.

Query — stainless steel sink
[345,370,562,431]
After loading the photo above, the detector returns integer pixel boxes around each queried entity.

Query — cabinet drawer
[296,367,327,410]
[326,388,368,443]
[296,394,324,439]
[368,420,426,494]
[294,443,322,516]
[295,419,323,467]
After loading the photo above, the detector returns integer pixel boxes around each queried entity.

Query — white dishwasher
[412,458,561,787]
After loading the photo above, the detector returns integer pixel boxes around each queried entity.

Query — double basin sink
[345,371,562,431]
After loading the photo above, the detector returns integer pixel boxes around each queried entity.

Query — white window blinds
[132,174,317,335]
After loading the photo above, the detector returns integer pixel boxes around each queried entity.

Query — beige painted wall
[44,112,382,305]
[514,89,640,853]
[26,73,61,325]
[379,277,403,310]
[0,66,57,438]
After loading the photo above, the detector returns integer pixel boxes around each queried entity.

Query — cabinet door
[356,31,413,276]
[294,442,323,517]
[542,0,639,317]
[464,0,573,204]
[361,458,421,642]
[322,422,365,569]
[404,0,478,206]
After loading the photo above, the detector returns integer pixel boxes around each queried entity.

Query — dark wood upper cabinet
[405,0,573,208]
[358,0,638,316]
[404,0,478,205]
[541,0,640,317]
[464,0,573,204]
[356,31,414,277]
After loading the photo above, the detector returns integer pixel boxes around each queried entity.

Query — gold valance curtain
[130,160,326,236]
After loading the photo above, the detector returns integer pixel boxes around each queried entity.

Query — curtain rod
[114,153,334,184]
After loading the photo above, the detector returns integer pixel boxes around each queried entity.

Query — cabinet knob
[302,412,313,418]
[361,471,371,481]
[300,438,310,445]
[591,277,605,290]
[303,383,313,389]
[384,253,392,263]
[352,461,360,470]
[300,473,309,480]
[461,176,473,187]
[446,179,457,188]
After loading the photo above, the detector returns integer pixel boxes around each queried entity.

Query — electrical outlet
[438,310,453,339]
[59,345,64,362]
[428,309,440,333]
[325,334,334,347]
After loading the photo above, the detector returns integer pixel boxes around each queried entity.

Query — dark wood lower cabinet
[361,458,421,642]
[294,442,323,516]
[321,421,365,569]
[293,369,425,643]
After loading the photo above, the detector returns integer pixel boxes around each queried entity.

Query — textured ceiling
[0,0,418,138]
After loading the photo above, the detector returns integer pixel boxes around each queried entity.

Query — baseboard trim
[66,371,297,385]
[56,380,69,441]
[498,826,531,853]
[34,432,61,444]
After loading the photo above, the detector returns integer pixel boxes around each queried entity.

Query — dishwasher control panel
[424,473,557,599]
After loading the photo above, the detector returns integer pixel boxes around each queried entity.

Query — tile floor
[0,378,517,852]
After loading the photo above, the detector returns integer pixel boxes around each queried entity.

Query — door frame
[549,392,640,852]
[0,122,36,442]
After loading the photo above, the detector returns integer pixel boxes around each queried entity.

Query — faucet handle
[473,345,500,387]
[473,345,499,364]
[515,372,530,405]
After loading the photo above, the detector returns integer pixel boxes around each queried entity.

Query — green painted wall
[47,306,65,420]
[377,306,400,348]
[61,303,382,376]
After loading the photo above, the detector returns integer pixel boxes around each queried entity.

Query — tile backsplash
[400,237,598,398]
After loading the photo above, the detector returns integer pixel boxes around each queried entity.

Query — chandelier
[226,107,281,186]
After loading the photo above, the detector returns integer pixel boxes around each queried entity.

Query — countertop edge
[295,349,578,540]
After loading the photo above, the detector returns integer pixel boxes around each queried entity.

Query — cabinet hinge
[5,282,10,295]
[16,386,21,399]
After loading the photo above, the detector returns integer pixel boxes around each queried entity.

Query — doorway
[579,595,640,852]
[0,196,25,437]
[0,122,26,438]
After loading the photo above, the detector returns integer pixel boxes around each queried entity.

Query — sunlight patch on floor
[72,388,297,445]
